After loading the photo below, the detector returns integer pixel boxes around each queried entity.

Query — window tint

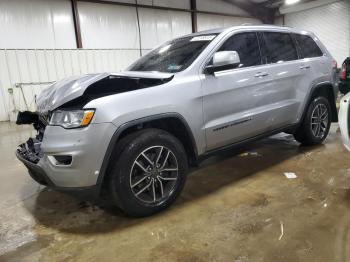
[130,34,217,73]
[295,34,323,58]
[218,32,261,68]
[262,32,298,63]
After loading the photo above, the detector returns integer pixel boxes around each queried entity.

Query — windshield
[129,34,217,73]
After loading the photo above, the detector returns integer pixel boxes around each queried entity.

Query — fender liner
[300,81,338,124]
[95,112,198,195]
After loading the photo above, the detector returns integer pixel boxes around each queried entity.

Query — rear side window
[218,32,261,68]
[295,34,323,58]
[262,32,298,63]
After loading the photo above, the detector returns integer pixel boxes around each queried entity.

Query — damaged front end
[16,110,52,185]
[15,71,174,189]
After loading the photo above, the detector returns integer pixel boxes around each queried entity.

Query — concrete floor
[0,122,350,262]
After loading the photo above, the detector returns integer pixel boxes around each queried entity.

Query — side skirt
[197,124,299,162]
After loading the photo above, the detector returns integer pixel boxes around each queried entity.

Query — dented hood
[36,71,174,113]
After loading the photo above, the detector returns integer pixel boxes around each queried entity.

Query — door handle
[300,65,311,69]
[254,72,269,78]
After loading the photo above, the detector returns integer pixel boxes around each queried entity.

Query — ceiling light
[285,0,300,5]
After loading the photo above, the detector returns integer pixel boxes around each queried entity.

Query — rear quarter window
[294,34,324,58]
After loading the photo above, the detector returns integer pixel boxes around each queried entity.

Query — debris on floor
[278,221,284,240]
[239,151,261,157]
[284,172,297,179]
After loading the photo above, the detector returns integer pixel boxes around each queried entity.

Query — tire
[294,96,331,146]
[109,128,188,217]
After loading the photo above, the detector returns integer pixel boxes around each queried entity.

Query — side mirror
[205,51,241,74]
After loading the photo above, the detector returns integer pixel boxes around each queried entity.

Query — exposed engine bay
[16,72,174,164]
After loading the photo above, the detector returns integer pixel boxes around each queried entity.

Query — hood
[36,71,174,113]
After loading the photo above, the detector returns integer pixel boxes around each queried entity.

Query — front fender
[95,112,198,195]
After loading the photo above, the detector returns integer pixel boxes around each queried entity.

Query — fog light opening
[48,155,72,166]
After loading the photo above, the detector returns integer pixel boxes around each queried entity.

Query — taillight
[332,59,338,69]
[340,63,347,80]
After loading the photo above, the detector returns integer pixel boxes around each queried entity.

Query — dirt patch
[234,221,265,235]
[250,193,269,208]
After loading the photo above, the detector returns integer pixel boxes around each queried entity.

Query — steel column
[71,0,83,48]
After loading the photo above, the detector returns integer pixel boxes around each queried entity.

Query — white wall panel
[0,49,140,121]
[197,14,261,31]
[78,2,140,49]
[102,0,135,4]
[0,84,7,121]
[0,0,76,49]
[283,1,350,65]
[138,0,190,9]
[138,8,192,49]
[197,0,251,16]
[103,0,190,9]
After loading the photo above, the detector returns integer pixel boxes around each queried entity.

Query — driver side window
[218,32,262,68]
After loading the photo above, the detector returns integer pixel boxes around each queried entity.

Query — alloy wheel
[311,103,329,138]
[129,146,179,204]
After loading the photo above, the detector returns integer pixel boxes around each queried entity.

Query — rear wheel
[109,129,188,217]
[294,96,331,145]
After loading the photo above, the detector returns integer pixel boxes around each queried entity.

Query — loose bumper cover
[16,123,118,195]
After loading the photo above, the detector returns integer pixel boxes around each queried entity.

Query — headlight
[49,109,95,129]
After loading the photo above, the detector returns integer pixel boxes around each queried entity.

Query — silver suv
[16,25,338,216]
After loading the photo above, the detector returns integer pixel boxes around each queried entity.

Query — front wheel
[294,96,331,145]
[109,129,188,217]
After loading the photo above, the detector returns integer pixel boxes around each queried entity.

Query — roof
[185,24,312,37]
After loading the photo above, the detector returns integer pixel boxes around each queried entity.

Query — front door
[202,32,275,151]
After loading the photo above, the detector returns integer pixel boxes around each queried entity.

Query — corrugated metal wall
[196,0,261,30]
[0,0,76,49]
[0,49,140,121]
[197,14,261,31]
[282,0,350,65]
[77,2,192,50]
[0,0,257,121]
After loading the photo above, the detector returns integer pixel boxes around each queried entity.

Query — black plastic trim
[199,123,298,161]
[301,81,338,124]
[16,150,54,186]
[95,113,198,194]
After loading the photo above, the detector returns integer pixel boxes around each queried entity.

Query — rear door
[258,31,303,126]
[293,34,329,119]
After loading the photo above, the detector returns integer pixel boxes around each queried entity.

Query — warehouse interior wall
[0,0,260,122]
[197,14,260,31]
[277,0,350,66]
[196,0,261,31]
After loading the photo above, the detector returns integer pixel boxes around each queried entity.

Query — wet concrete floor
[0,122,349,262]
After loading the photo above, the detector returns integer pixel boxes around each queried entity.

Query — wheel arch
[303,82,338,123]
[96,113,198,195]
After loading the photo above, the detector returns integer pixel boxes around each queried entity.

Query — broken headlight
[49,110,95,129]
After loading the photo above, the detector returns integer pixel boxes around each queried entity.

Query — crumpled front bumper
[16,147,55,186]
[16,122,118,193]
